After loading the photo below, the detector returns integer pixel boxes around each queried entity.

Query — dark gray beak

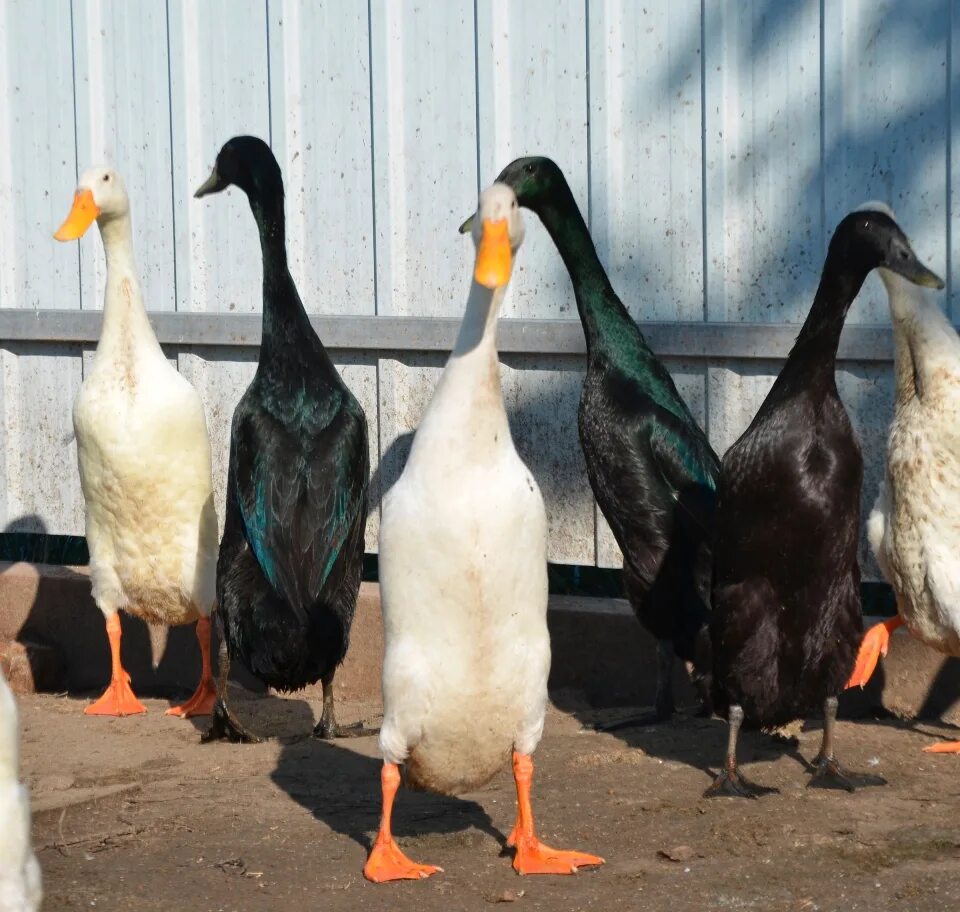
[893,249,945,290]
[194,165,228,199]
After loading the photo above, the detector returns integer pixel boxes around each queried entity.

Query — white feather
[69,167,217,625]
[0,671,41,912]
[872,270,960,655]
[378,184,550,794]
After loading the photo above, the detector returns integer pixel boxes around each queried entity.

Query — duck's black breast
[216,361,369,690]
[579,356,719,659]
[711,388,862,724]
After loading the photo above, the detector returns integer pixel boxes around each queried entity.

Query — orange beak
[54,189,100,241]
[474,218,512,289]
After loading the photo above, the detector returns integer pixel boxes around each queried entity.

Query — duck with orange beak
[367,183,604,882]
[53,168,219,719]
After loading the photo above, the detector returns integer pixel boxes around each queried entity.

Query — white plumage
[55,167,218,717]
[378,184,550,794]
[366,183,602,881]
[0,670,41,912]
[870,267,960,657]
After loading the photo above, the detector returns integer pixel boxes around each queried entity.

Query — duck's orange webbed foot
[364,762,442,884]
[166,617,216,717]
[512,836,605,876]
[166,676,216,717]
[922,740,960,754]
[845,616,904,689]
[85,671,147,717]
[364,833,442,883]
[508,751,604,877]
[86,613,146,716]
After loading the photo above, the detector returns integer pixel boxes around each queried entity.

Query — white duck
[847,207,960,752]
[54,168,218,718]
[366,183,603,883]
[0,669,41,912]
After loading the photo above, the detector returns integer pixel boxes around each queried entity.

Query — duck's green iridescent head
[492,156,567,212]
[458,156,568,235]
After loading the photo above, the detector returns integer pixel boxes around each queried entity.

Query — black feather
[711,208,935,725]
[207,136,369,692]
[495,156,719,681]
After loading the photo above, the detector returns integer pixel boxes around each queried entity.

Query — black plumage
[493,157,719,720]
[194,136,371,742]
[708,207,944,796]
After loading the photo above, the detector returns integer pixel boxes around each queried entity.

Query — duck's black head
[194,135,283,201]
[458,156,573,236]
[829,206,944,290]
[492,156,568,212]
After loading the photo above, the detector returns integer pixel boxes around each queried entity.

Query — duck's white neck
[95,212,163,360]
[881,269,960,406]
[452,279,504,357]
[409,280,511,465]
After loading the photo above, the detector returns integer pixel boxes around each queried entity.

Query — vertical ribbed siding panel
[0,1,83,533]
[168,0,271,536]
[475,0,593,564]
[73,0,176,316]
[371,0,478,510]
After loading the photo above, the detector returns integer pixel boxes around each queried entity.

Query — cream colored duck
[0,668,41,912]
[847,207,960,752]
[54,168,217,718]
[366,183,603,883]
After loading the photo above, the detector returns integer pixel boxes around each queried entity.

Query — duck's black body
[495,157,719,716]
[196,137,369,740]
[710,336,863,727]
[704,207,944,796]
[218,330,368,693]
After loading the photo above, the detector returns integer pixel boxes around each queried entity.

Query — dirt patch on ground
[19,690,960,911]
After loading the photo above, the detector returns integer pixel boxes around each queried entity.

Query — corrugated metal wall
[0,0,956,578]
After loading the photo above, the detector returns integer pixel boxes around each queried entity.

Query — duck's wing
[646,414,720,541]
[233,396,369,622]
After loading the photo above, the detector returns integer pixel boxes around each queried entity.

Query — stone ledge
[0,561,955,724]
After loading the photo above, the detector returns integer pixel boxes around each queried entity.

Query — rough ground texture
[21,690,960,912]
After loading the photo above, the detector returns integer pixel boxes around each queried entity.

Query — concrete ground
[21,690,960,912]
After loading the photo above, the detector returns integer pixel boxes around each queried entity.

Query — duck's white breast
[883,396,960,654]
[377,437,550,793]
[74,354,217,622]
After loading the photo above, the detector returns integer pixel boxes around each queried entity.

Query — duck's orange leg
[845,616,904,689]
[166,616,217,718]
[85,613,146,717]
[922,741,960,754]
[509,751,604,876]
[363,763,442,883]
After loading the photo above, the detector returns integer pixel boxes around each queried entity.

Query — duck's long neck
[248,190,314,358]
[423,280,509,442]
[96,213,162,359]
[884,276,920,405]
[778,251,869,395]
[534,186,633,357]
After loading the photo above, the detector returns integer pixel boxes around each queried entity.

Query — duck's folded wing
[233,405,369,622]
[647,417,720,541]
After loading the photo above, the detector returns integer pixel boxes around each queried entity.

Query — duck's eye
[103,174,110,182]
[899,248,909,260]
[511,200,517,209]
[524,164,534,174]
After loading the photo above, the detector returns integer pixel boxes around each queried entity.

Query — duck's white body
[378,221,549,797]
[74,180,217,626]
[0,671,41,912]
[869,269,960,656]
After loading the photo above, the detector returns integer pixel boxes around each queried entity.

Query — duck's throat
[248,192,313,354]
[96,214,160,357]
[453,281,504,356]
